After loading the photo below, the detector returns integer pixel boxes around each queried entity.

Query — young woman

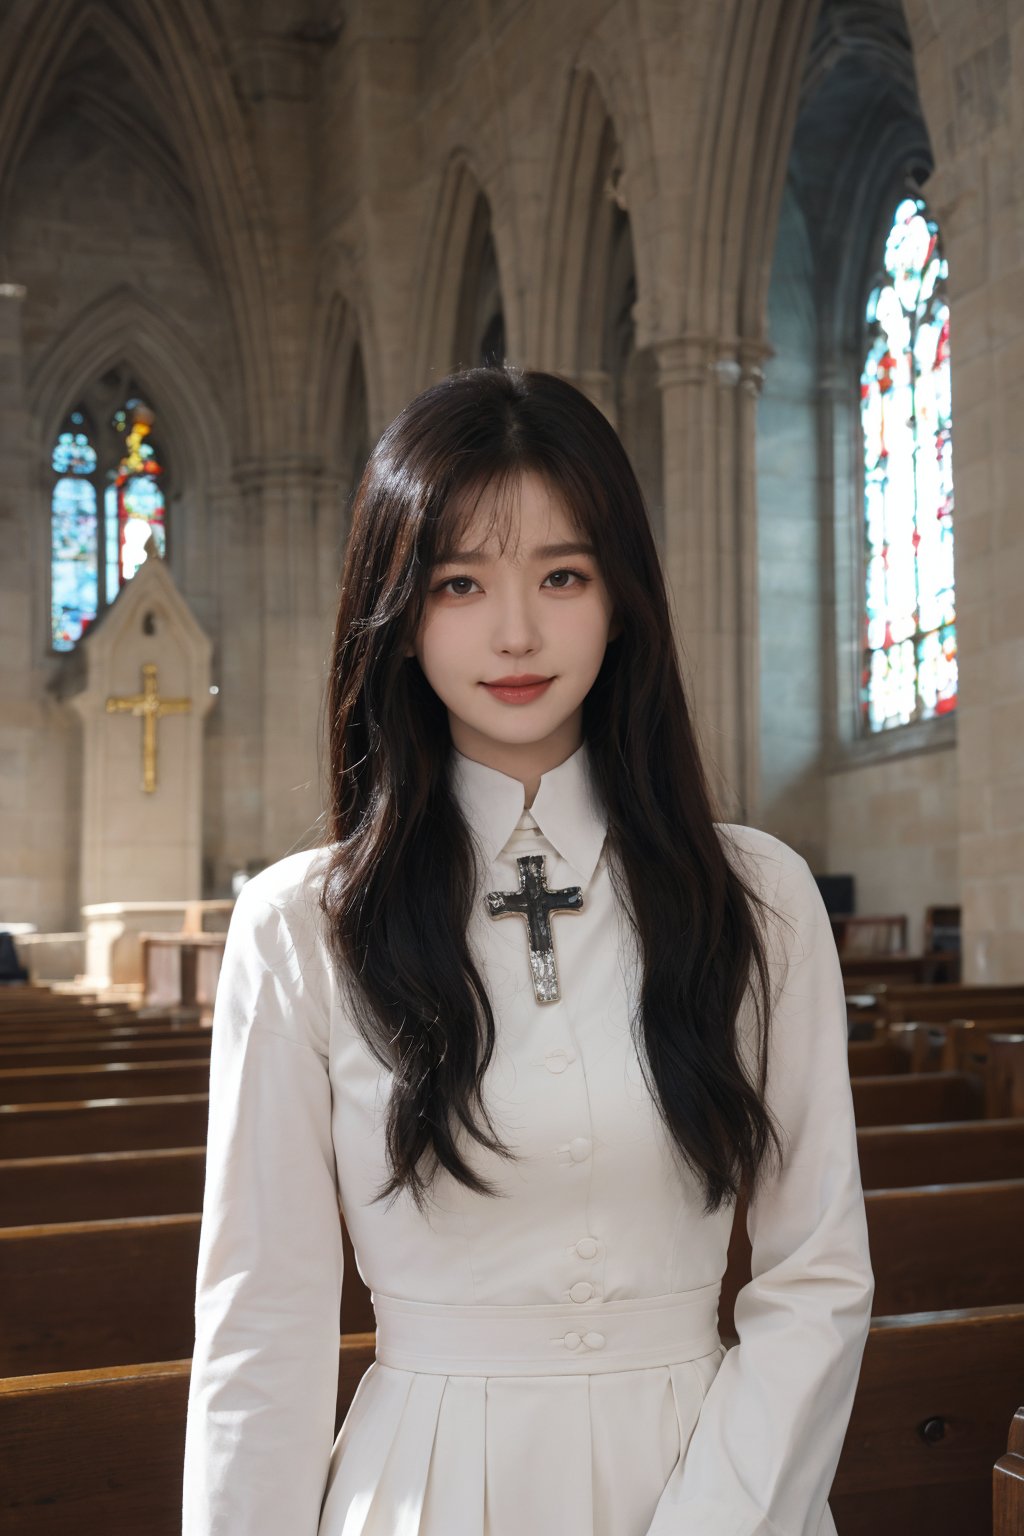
[182,364,874,1536]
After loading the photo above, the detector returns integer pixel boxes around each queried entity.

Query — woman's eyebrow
[432,541,597,566]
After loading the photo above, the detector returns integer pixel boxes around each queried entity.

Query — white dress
[182,741,874,1536]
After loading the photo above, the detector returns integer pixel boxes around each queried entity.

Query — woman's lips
[481,678,554,704]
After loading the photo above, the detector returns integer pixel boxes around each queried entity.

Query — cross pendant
[485,854,583,1004]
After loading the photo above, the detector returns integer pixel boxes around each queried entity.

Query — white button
[545,1049,570,1074]
[582,1331,606,1349]
[575,1238,598,1260]
[569,1137,591,1163]
[563,1331,582,1350]
[569,1281,594,1303]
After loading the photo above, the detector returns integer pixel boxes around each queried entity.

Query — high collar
[448,739,608,888]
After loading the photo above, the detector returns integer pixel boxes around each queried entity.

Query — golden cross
[105,662,192,794]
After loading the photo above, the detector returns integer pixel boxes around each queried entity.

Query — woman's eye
[448,576,478,596]
[434,568,590,598]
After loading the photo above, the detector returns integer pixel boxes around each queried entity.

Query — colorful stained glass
[110,400,166,588]
[50,397,169,651]
[50,415,99,650]
[860,196,955,731]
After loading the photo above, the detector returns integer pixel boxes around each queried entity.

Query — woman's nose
[490,585,542,651]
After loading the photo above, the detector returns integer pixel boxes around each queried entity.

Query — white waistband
[370,1283,722,1377]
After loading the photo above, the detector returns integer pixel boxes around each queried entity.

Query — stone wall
[0,0,1018,980]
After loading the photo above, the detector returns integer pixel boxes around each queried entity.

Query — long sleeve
[647,846,875,1536]
[182,875,345,1536]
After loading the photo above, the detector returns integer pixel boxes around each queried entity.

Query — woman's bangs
[427,461,594,570]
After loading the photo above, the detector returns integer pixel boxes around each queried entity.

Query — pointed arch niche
[31,286,229,661]
[309,291,371,615]
[756,0,957,928]
[414,160,507,381]
[542,70,663,544]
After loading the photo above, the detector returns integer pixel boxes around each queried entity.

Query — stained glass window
[109,401,166,587]
[860,195,955,732]
[50,414,99,650]
[49,395,168,652]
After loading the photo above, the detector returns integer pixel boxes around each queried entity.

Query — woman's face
[408,470,619,779]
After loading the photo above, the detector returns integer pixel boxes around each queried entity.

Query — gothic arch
[538,57,660,370]
[411,152,509,386]
[308,286,375,471]
[0,0,276,454]
[29,282,229,658]
[539,71,618,375]
[29,284,228,490]
[686,0,820,353]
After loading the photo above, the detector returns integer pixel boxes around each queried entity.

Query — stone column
[237,458,330,863]
[654,335,767,825]
[0,282,68,926]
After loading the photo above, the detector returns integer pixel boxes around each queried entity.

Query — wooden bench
[0,1094,210,1157]
[9,1111,1021,1232]
[851,1071,984,1126]
[856,1119,1024,1189]
[994,1406,1024,1536]
[848,1038,911,1075]
[0,1333,377,1536]
[878,984,1024,1026]
[0,1214,375,1375]
[0,1060,211,1105]
[830,1304,1024,1536]
[3,1308,1022,1536]
[0,1020,205,1049]
[0,1033,212,1070]
[0,1147,207,1226]
[720,1178,1024,1335]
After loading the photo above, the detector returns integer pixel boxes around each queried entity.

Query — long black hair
[320,363,786,1217]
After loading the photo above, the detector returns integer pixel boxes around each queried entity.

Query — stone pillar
[0,282,68,926]
[203,478,263,894]
[654,335,767,825]
[237,458,329,862]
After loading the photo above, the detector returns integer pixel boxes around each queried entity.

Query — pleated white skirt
[319,1285,727,1536]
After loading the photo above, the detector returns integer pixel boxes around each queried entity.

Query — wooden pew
[0,1004,139,1029]
[0,1214,375,1375]
[994,1407,1024,1536]
[856,1119,1024,1189]
[7,1172,1019,1377]
[0,1021,206,1049]
[850,1070,984,1126]
[0,1034,212,1069]
[830,1304,1024,1536]
[986,1033,1024,1119]
[7,1118,1024,1230]
[0,1059,211,1105]
[889,1017,1024,1072]
[0,1094,210,1157]
[847,1038,912,1075]
[719,1179,1024,1336]
[878,983,1024,1026]
[840,954,960,986]
[0,1148,206,1226]
[0,1334,377,1536]
[3,1310,1022,1536]
[866,1180,1024,1314]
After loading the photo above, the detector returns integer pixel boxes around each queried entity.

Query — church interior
[1,0,1023,1531]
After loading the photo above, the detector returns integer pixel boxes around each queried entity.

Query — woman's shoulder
[223,848,336,1048]
[233,846,333,928]
[714,821,810,904]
